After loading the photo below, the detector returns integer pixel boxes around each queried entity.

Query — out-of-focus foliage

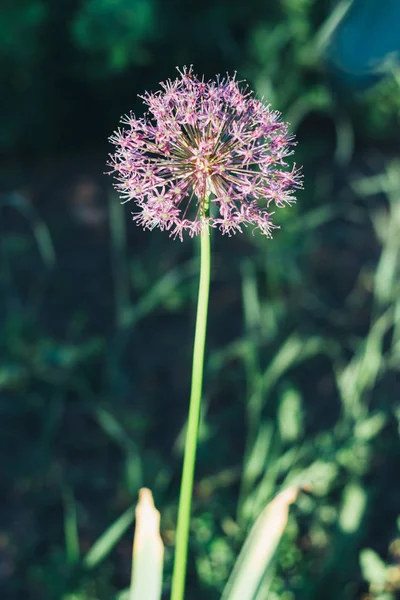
[360,521,400,600]
[72,0,159,73]
[0,0,46,149]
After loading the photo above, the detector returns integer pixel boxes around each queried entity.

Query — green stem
[170,222,211,600]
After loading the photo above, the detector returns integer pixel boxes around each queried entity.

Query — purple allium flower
[109,66,302,240]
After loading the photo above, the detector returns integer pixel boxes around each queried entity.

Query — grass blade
[130,488,164,600]
[222,486,301,600]
[62,483,80,566]
[83,504,135,569]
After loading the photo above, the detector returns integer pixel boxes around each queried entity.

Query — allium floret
[109,66,302,240]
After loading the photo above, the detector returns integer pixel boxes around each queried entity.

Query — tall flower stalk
[109,66,302,600]
[171,218,210,600]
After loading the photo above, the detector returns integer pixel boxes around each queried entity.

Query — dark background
[1,1,400,599]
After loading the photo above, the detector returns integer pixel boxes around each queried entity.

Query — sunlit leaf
[222,486,301,600]
[129,488,164,600]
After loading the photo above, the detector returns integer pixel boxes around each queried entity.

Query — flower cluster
[109,66,302,239]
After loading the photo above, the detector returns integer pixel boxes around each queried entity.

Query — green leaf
[278,385,303,443]
[129,489,164,600]
[222,487,301,600]
[338,482,367,534]
[62,484,80,566]
[83,504,135,569]
[360,548,387,589]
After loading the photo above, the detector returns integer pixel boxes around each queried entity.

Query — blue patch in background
[326,0,400,88]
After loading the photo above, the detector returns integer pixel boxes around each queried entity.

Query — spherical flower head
[108,66,302,240]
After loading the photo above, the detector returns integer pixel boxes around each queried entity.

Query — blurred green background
[1,0,400,599]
